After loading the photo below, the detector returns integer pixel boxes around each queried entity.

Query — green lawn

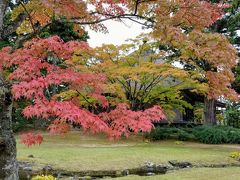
[17,131,240,172]
[108,167,240,180]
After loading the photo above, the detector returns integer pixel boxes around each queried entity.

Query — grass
[17,131,240,172]
[107,167,240,180]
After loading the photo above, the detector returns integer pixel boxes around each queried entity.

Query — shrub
[222,126,240,144]
[145,127,171,140]
[193,126,240,144]
[146,125,240,144]
[32,175,56,180]
[229,151,240,159]
[178,130,195,141]
[225,103,240,128]
[174,141,184,145]
[194,126,228,144]
[145,127,195,141]
[226,130,240,144]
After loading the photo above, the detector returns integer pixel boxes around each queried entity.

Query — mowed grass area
[17,131,240,172]
[109,167,240,180]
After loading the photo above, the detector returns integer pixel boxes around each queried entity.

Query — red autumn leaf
[20,133,44,147]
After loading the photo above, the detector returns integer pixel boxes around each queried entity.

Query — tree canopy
[0,0,238,146]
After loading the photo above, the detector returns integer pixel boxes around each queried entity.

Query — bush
[193,126,240,144]
[226,111,240,128]
[225,103,240,128]
[193,126,228,144]
[146,125,240,144]
[145,127,171,140]
[32,175,56,180]
[222,126,240,144]
[145,127,195,141]
[178,130,195,141]
[229,151,240,159]
[227,130,240,144]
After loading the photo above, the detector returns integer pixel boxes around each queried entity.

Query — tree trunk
[204,97,217,125]
[0,0,19,179]
[0,0,8,38]
[0,87,18,179]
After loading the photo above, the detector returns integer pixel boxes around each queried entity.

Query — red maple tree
[0,36,165,146]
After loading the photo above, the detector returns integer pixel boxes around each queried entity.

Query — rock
[79,176,92,180]
[179,162,192,168]
[129,161,168,175]
[22,166,32,171]
[142,161,155,172]
[57,173,63,179]
[18,161,34,176]
[146,172,155,176]
[144,161,155,168]
[42,165,53,173]
[122,169,129,176]
[18,161,33,168]
[72,175,79,180]
[168,160,178,166]
[156,164,168,173]
[28,155,34,158]
[168,160,192,168]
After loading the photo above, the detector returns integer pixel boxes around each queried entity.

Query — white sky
[87,20,240,48]
[87,20,150,47]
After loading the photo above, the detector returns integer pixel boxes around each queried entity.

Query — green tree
[89,37,207,118]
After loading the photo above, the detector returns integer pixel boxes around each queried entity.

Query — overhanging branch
[70,13,155,28]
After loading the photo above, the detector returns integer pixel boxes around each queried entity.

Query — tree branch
[70,13,155,28]
[19,1,36,33]
[2,13,28,39]
[13,23,50,49]
[134,0,140,15]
